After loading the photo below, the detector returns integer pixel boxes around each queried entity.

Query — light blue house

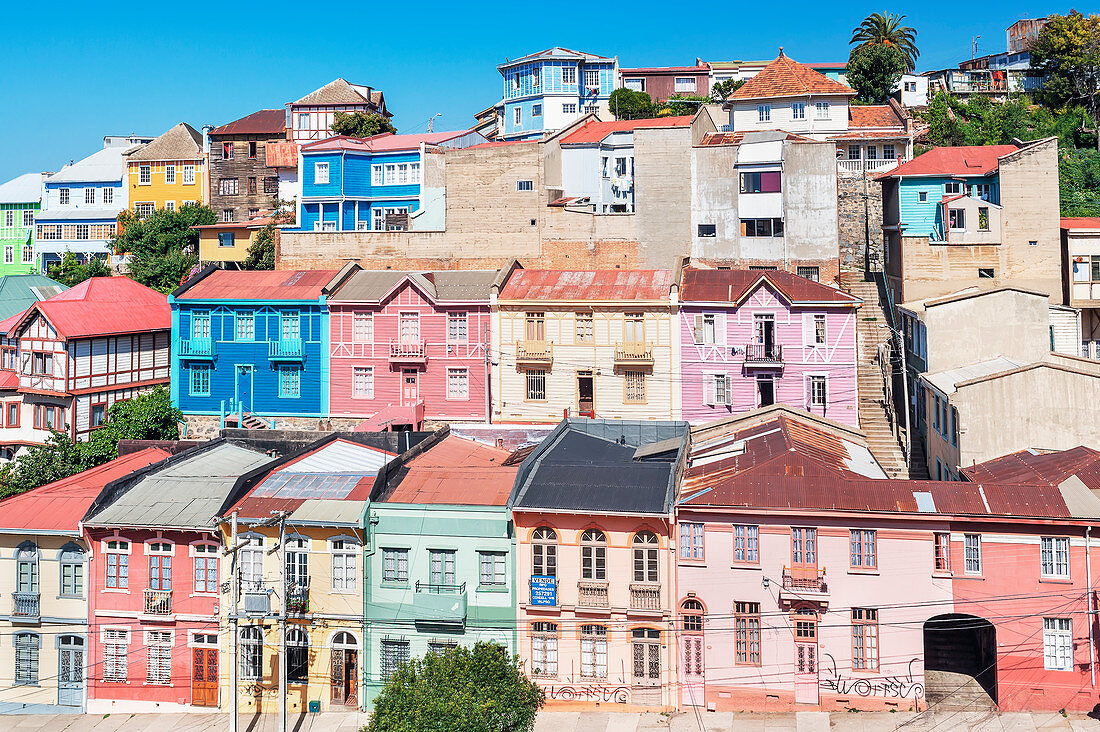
[498,48,619,140]
[34,135,153,273]
[297,130,485,233]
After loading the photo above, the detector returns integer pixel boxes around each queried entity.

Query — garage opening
[923,614,997,709]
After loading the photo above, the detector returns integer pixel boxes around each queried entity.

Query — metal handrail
[415,581,466,594]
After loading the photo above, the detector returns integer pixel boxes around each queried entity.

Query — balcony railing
[179,337,215,359]
[837,157,906,175]
[782,567,828,594]
[389,340,427,362]
[744,343,783,364]
[269,339,304,361]
[577,581,609,608]
[286,584,309,615]
[629,584,662,611]
[614,342,654,366]
[516,340,553,364]
[12,592,39,619]
[415,581,466,594]
[143,589,173,616]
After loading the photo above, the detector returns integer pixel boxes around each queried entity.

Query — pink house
[678,267,860,425]
[326,267,501,427]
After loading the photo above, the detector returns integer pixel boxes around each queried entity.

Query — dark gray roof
[510,419,689,515]
[328,269,499,303]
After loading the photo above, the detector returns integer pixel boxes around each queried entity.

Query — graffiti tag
[819,655,925,700]
[543,684,631,704]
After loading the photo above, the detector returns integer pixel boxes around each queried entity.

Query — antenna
[972,35,981,59]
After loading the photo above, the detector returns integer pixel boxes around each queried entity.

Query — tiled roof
[16,277,169,339]
[848,105,905,128]
[381,435,518,506]
[176,269,339,301]
[878,145,1019,179]
[127,123,203,162]
[302,130,477,153]
[210,109,286,136]
[829,130,913,140]
[559,116,694,145]
[961,446,1100,488]
[697,130,816,146]
[498,269,674,301]
[728,52,856,101]
[679,267,861,305]
[1061,217,1100,230]
[292,78,382,108]
[0,173,43,204]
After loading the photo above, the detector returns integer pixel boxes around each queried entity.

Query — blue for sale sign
[530,575,557,606]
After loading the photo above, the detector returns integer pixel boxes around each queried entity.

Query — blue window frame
[236,311,255,341]
[218,232,235,247]
[281,311,300,340]
[191,311,210,339]
[190,364,211,396]
[279,366,301,398]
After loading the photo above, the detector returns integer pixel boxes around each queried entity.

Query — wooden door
[235,365,253,412]
[577,373,594,416]
[793,612,819,705]
[680,635,705,707]
[401,369,419,405]
[331,649,358,707]
[192,648,218,707]
[331,648,345,705]
[58,636,83,707]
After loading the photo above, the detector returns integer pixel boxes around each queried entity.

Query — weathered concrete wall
[784,142,841,263]
[690,144,738,260]
[634,126,693,267]
[838,172,883,271]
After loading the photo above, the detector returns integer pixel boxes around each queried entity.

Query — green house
[0,174,43,275]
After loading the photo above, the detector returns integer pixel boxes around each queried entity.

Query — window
[740,171,781,194]
[580,529,607,580]
[84,188,96,204]
[264,177,279,194]
[287,627,308,683]
[525,369,546,401]
[808,375,827,409]
[682,599,704,632]
[21,246,32,264]
[14,633,39,685]
[631,531,659,583]
[562,103,577,114]
[479,551,507,586]
[381,638,410,681]
[866,146,878,160]
[314,162,329,185]
[792,527,817,565]
[978,207,989,231]
[165,201,176,213]
[734,602,761,665]
[90,403,106,428]
[235,311,254,340]
[674,77,696,92]
[3,247,11,265]
[814,101,830,119]
[353,367,374,398]
[149,543,172,591]
[697,223,717,238]
[973,183,991,200]
[710,373,732,406]
[164,164,176,185]
[447,368,469,400]
[918,191,928,202]
[221,142,234,160]
[281,311,300,341]
[248,177,257,194]
[797,266,820,282]
[297,113,310,130]
[533,527,557,576]
[964,534,982,574]
[221,209,235,223]
[16,544,38,594]
[734,525,759,563]
[139,165,151,185]
[757,105,771,122]
[146,631,172,685]
[514,108,522,126]
[516,180,533,191]
[624,78,645,92]
[105,539,129,589]
[248,141,258,159]
[531,622,558,676]
[741,218,784,237]
[219,178,239,196]
[1043,618,1073,671]
[182,165,195,185]
[679,522,704,560]
[429,549,456,586]
[812,314,827,345]
[193,543,218,594]
[239,537,263,591]
[216,231,235,248]
[852,609,879,670]
[352,312,373,343]
[848,145,861,160]
[60,546,84,596]
[240,626,262,680]
[447,312,468,342]
[134,203,155,219]
[883,144,896,160]
[850,530,877,568]
[951,407,959,446]
[944,181,962,195]
[948,208,965,230]
[382,548,408,583]
[532,104,542,117]
[279,366,301,398]
[574,312,594,343]
[190,364,211,396]
[3,210,12,228]
[59,188,70,205]
[330,538,358,592]
[933,532,951,572]
[978,267,995,279]
[562,67,576,85]
[624,370,646,403]
[584,69,600,88]
[1041,537,1070,579]
[792,102,806,119]
[102,629,129,682]
[580,625,607,678]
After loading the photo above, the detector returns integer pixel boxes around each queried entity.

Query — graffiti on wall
[819,655,925,700]
[543,684,631,704]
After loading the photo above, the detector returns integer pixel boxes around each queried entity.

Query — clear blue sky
[0,1,1061,183]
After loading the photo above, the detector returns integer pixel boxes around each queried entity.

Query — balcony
[837,157,906,176]
[269,339,304,361]
[286,584,309,615]
[413,581,467,626]
[389,340,428,364]
[179,337,215,360]
[629,584,662,612]
[12,592,40,620]
[744,343,784,367]
[143,589,173,616]
[577,581,609,609]
[614,342,654,367]
[779,566,829,606]
[516,340,553,365]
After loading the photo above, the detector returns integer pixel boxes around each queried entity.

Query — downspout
[1088,525,1095,687]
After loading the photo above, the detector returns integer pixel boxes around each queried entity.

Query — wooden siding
[207,134,285,222]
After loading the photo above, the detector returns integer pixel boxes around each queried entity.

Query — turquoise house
[363,432,522,703]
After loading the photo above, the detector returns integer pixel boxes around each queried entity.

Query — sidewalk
[0,710,1097,732]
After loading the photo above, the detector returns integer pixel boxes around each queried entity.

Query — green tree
[115,204,214,292]
[663,95,711,116]
[0,431,90,499]
[243,225,275,270]
[331,111,397,138]
[850,11,919,72]
[847,42,907,103]
[46,252,111,287]
[608,88,656,120]
[711,78,745,101]
[1030,11,1100,149]
[366,643,543,732]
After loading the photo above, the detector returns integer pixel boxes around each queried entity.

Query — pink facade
[328,273,494,424]
[84,527,221,713]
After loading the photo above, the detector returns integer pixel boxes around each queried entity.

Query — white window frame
[145,630,173,685]
[1043,617,1073,671]
[674,77,697,92]
[447,368,469,401]
[182,165,195,185]
[314,162,330,185]
[102,627,130,683]
[514,107,522,126]
[165,164,176,184]
[138,165,151,185]
[353,366,374,399]
[330,537,359,592]
[1040,537,1070,579]
[814,101,830,119]
[964,534,982,574]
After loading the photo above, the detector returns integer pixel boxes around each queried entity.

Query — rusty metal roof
[177,269,338,301]
[380,436,518,506]
[498,269,674,302]
[961,447,1100,488]
[210,109,286,136]
[679,267,860,305]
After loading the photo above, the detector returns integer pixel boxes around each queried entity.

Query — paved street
[0,711,1097,732]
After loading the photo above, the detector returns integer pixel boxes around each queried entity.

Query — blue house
[498,48,618,140]
[169,264,356,427]
[297,130,485,233]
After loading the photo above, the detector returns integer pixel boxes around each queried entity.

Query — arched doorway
[923,614,997,707]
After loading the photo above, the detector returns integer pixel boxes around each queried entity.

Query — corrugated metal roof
[923,356,1025,395]
[382,436,518,506]
[0,275,67,321]
[0,173,43,204]
[961,446,1100,488]
[303,131,477,153]
[499,269,673,301]
[289,499,367,525]
[878,145,1019,179]
[31,207,122,222]
[329,269,499,303]
[280,438,395,473]
[1061,217,1100,231]
[15,277,168,339]
[177,269,337,301]
[266,142,299,169]
[46,145,128,184]
[680,267,860,305]
[209,109,286,136]
[560,116,694,145]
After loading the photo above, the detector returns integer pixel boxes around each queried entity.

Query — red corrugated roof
[18,277,169,339]
[465,140,532,150]
[848,105,904,129]
[499,269,674,301]
[265,142,298,169]
[1061,217,1100,230]
[696,131,816,146]
[878,145,1018,179]
[383,436,518,506]
[0,370,18,390]
[178,269,338,301]
[302,131,476,153]
[0,448,170,533]
[209,110,285,136]
[679,268,860,305]
[560,116,694,145]
[961,447,1100,489]
[728,53,856,101]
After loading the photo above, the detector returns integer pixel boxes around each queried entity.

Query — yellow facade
[198,224,261,263]
[127,158,208,213]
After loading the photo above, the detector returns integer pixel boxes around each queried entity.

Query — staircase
[838,272,928,480]
[923,670,998,712]
[226,412,271,430]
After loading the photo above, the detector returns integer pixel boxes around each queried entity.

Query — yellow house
[194,215,275,264]
[491,267,681,422]
[126,123,208,215]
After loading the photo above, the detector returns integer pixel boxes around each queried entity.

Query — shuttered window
[103,629,129,682]
[146,631,172,685]
[14,633,39,685]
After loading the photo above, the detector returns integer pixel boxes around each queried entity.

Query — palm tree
[851,12,920,72]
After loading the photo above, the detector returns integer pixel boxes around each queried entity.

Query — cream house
[491,267,679,422]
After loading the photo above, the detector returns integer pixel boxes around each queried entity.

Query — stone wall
[838,172,884,272]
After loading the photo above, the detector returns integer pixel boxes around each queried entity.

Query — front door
[757,374,775,407]
[192,647,218,706]
[235,365,254,412]
[331,649,358,707]
[401,369,419,405]
[631,629,661,705]
[680,635,705,707]
[793,611,819,704]
[577,372,594,417]
[58,635,83,707]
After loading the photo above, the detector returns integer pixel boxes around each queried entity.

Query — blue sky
[0,1,1060,182]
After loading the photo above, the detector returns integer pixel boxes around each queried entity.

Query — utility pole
[270,513,288,732]
[483,322,491,423]
[972,36,981,59]
[228,510,239,732]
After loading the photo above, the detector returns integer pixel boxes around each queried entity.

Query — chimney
[202,125,213,155]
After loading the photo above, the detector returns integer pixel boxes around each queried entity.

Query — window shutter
[693,315,704,344]
[723,376,733,406]
[715,313,726,345]
[704,375,715,406]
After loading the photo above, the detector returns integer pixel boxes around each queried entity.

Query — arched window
[681,599,705,632]
[332,631,357,649]
[287,627,308,684]
[580,529,606,580]
[531,622,558,677]
[532,527,557,577]
[240,626,263,680]
[15,543,38,596]
[59,544,84,598]
[632,531,659,583]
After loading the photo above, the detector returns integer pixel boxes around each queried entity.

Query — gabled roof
[379,435,519,506]
[127,123,203,162]
[961,446,1100,488]
[499,47,614,70]
[0,448,170,534]
[209,109,286,136]
[13,277,169,339]
[898,285,1048,316]
[302,130,480,153]
[559,116,694,145]
[174,268,340,301]
[327,269,499,303]
[877,144,1019,179]
[923,356,1027,395]
[679,267,860,306]
[498,269,674,301]
[0,173,43,204]
[727,51,856,101]
[847,105,906,129]
[0,275,67,322]
[291,78,385,109]
[46,145,129,184]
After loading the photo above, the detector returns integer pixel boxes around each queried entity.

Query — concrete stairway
[838,271,927,480]
[923,670,998,711]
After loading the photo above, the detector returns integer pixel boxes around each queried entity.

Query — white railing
[838,157,907,175]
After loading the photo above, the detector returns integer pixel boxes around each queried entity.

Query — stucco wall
[634,127,692,267]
